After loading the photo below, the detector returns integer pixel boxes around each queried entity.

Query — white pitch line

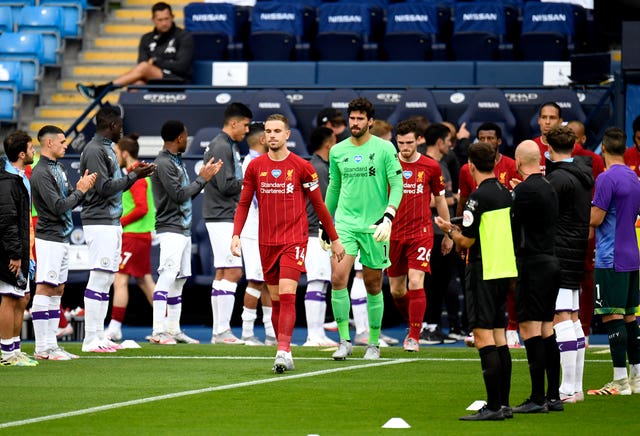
[0,358,412,430]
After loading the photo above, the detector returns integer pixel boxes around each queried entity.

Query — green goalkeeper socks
[331,288,351,340]
[367,292,384,346]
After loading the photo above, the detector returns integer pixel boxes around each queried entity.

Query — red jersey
[624,146,640,178]
[458,154,520,198]
[572,143,605,181]
[391,154,444,241]
[233,152,338,246]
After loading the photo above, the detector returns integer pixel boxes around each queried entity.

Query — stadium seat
[382,3,444,61]
[248,2,305,61]
[184,2,239,61]
[286,127,310,158]
[185,127,221,156]
[457,88,517,151]
[0,63,20,122]
[0,0,35,16]
[386,88,443,127]
[0,5,13,32]
[450,2,511,61]
[315,3,374,61]
[0,31,43,93]
[335,0,386,43]
[322,88,359,110]
[518,1,575,61]
[39,0,86,39]
[248,89,298,127]
[16,6,64,65]
[528,88,587,137]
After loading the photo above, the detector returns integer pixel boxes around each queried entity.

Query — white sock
[0,338,14,359]
[555,320,578,395]
[305,280,327,339]
[12,336,20,354]
[262,306,275,338]
[241,306,257,338]
[217,279,237,334]
[47,296,62,350]
[350,276,368,334]
[211,280,222,336]
[166,278,185,333]
[614,366,629,381]
[31,294,50,353]
[630,364,640,378]
[152,290,168,334]
[574,320,585,393]
[108,319,122,332]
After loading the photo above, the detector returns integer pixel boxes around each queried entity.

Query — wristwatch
[447,228,454,239]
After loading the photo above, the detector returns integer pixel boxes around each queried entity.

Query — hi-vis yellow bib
[479,207,517,280]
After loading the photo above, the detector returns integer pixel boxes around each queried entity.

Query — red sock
[271,299,280,338]
[277,294,296,352]
[58,305,68,328]
[393,293,410,323]
[408,289,426,340]
[111,305,126,323]
[506,286,518,331]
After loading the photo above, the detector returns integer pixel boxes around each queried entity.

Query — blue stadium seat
[322,88,359,110]
[528,88,587,137]
[184,2,239,61]
[386,88,443,127]
[451,2,511,61]
[315,3,375,61]
[186,127,221,156]
[335,0,386,43]
[39,0,86,39]
[405,0,454,43]
[0,62,20,122]
[383,3,447,61]
[0,5,14,32]
[16,6,64,65]
[286,127,310,158]
[0,0,35,16]
[518,2,575,61]
[249,89,298,127]
[457,88,517,150]
[0,31,43,93]
[248,2,305,61]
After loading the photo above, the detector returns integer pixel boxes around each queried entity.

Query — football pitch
[1,342,637,435]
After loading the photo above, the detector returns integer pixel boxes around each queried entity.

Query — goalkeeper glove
[369,206,395,242]
[318,222,332,251]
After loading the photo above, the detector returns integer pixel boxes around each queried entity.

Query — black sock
[479,345,501,411]
[543,334,560,400]
[497,345,512,407]
[524,336,545,404]
[606,319,628,369]
[626,321,640,365]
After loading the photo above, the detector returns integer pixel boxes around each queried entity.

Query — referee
[436,141,517,421]
[510,140,560,413]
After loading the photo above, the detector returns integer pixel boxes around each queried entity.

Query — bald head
[515,140,542,178]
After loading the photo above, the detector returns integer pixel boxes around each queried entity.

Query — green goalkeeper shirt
[325,134,403,233]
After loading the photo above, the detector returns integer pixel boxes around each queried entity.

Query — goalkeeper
[323,97,403,361]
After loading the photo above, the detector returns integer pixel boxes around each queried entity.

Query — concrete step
[37,107,88,119]
[114,8,184,21]
[72,65,132,77]
[82,51,138,62]
[104,23,153,34]
[125,0,192,7]
[50,92,121,105]
[94,37,139,49]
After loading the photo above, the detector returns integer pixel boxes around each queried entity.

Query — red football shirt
[624,146,640,178]
[391,154,444,241]
[572,143,605,181]
[233,152,338,246]
[458,154,520,198]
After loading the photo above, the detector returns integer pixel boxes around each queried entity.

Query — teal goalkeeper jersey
[325,134,403,233]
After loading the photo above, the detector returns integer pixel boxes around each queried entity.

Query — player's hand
[199,157,223,182]
[331,239,346,263]
[509,178,521,189]
[77,169,97,193]
[318,223,331,251]
[369,207,395,243]
[457,122,470,140]
[441,234,453,255]
[132,161,156,178]
[230,235,242,257]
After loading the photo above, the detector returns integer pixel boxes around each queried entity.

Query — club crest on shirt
[403,170,413,179]
[260,171,268,177]
[100,257,111,268]
[354,155,363,163]
[417,171,424,183]
[47,270,58,281]
[463,210,474,227]
[286,169,294,181]
[271,169,282,178]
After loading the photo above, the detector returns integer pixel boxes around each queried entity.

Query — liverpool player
[389,119,451,352]
[231,114,345,374]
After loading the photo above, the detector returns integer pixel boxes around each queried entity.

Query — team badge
[417,171,424,183]
[100,257,111,268]
[354,155,363,163]
[462,210,474,227]
[47,270,58,281]
[403,170,413,179]
[271,169,282,178]
[286,169,294,181]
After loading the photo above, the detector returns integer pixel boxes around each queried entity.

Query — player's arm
[231,164,257,255]
[120,179,148,227]
[210,143,242,196]
[434,216,475,249]
[589,205,607,228]
[324,151,341,216]
[385,149,404,210]
[88,149,136,197]
[33,168,84,215]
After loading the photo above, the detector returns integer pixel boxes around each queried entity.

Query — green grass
[0,344,636,435]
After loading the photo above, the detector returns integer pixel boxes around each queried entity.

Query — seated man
[77,2,194,100]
